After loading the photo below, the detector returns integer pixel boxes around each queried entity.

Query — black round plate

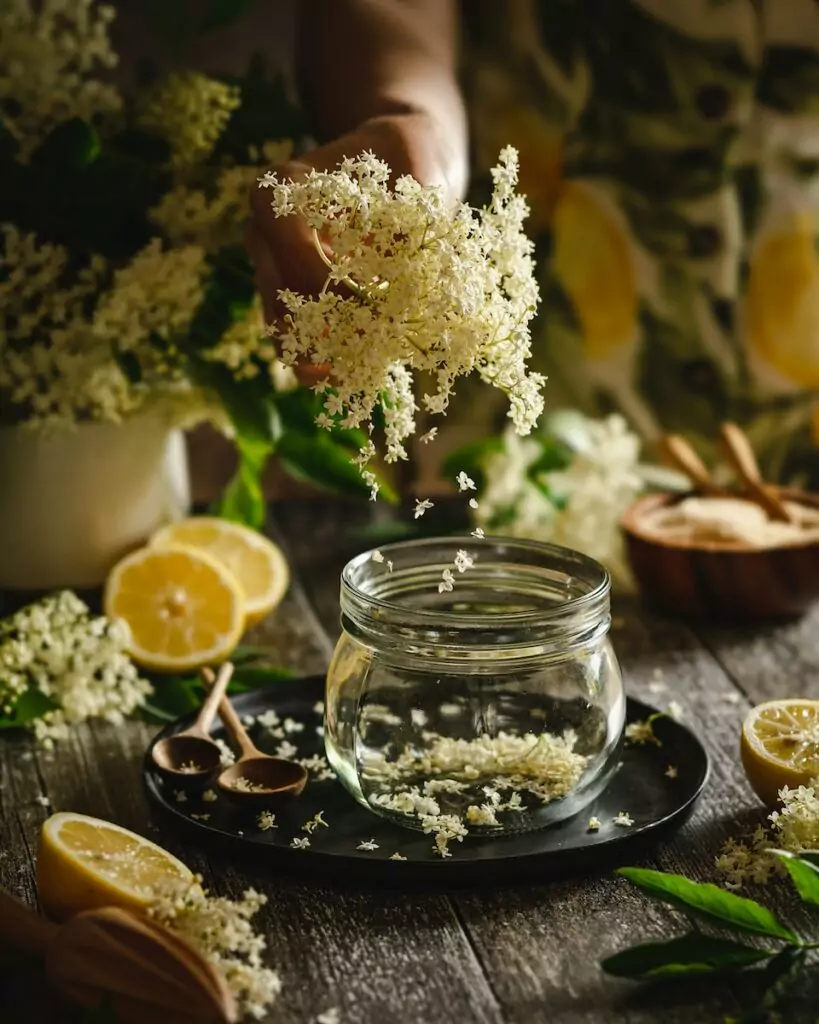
[143,677,709,887]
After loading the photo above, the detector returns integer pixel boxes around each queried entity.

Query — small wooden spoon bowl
[217,756,308,811]
[621,489,819,622]
[151,663,234,792]
[152,735,223,792]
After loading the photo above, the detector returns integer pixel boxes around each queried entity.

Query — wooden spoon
[201,668,308,810]
[719,422,792,523]
[0,889,236,1024]
[151,662,234,791]
[659,434,725,496]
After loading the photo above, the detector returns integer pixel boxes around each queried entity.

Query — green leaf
[216,453,266,529]
[228,666,296,692]
[0,688,58,730]
[197,0,256,34]
[601,932,773,980]
[231,644,275,666]
[140,676,201,723]
[617,868,799,943]
[279,432,398,504]
[33,118,101,169]
[732,947,808,1024]
[776,852,819,907]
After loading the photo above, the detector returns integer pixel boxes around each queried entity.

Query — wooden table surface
[2,498,818,1023]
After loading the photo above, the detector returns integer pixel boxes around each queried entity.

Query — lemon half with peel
[152,517,289,627]
[37,812,194,922]
[741,699,819,807]
[104,544,244,673]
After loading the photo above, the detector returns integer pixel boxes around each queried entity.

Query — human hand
[245,111,459,386]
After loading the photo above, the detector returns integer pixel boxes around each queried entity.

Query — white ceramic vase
[0,412,191,590]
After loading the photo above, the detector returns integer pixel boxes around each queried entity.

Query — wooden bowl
[620,490,819,622]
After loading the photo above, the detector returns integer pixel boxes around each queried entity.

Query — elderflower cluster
[259,147,544,469]
[0,0,121,160]
[716,779,819,889]
[364,728,589,856]
[0,591,152,745]
[148,882,281,1020]
[150,142,293,252]
[204,298,276,381]
[137,72,240,168]
[475,415,644,589]
[92,239,208,358]
[0,224,140,428]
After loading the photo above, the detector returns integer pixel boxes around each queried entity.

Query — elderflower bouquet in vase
[0,0,390,590]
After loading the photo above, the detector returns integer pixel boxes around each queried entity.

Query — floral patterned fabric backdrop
[455,0,819,489]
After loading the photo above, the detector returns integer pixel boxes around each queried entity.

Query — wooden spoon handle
[189,662,234,738]
[201,668,260,760]
[719,422,792,523]
[0,889,59,955]
[659,435,723,495]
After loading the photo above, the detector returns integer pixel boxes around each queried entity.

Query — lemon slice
[741,699,819,807]
[104,544,244,672]
[37,812,194,922]
[152,517,289,627]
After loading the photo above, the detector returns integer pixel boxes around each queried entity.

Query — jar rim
[341,535,610,633]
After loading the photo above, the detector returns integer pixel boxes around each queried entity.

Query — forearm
[295,0,468,196]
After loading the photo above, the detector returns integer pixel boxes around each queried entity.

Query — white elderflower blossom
[469,498,479,509]
[453,549,474,573]
[414,498,434,519]
[471,527,485,539]
[148,882,281,1020]
[438,568,455,594]
[624,718,660,746]
[665,765,678,779]
[456,472,477,492]
[474,414,645,590]
[371,550,385,563]
[0,590,152,743]
[587,816,601,831]
[290,837,310,850]
[137,72,240,168]
[150,143,293,251]
[356,839,379,851]
[256,811,277,831]
[389,852,407,861]
[92,239,207,358]
[259,148,544,470]
[419,428,437,444]
[613,811,634,827]
[0,0,122,160]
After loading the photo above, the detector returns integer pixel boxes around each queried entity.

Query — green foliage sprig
[602,858,819,1023]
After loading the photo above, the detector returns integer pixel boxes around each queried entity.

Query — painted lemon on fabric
[552,182,638,361]
[37,812,194,922]
[747,214,819,388]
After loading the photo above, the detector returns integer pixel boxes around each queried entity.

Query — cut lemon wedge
[741,699,819,807]
[104,544,244,672]
[37,812,194,922]
[152,517,289,627]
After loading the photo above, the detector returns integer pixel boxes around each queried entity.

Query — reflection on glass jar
[325,538,625,852]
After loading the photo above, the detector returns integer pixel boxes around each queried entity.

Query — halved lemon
[152,517,289,627]
[104,544,244,672]
[37,812,195,922]
[741,699,819,807]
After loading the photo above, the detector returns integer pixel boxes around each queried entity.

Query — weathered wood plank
[694,605,819,705]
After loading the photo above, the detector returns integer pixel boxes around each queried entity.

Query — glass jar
[325,537,625,841]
